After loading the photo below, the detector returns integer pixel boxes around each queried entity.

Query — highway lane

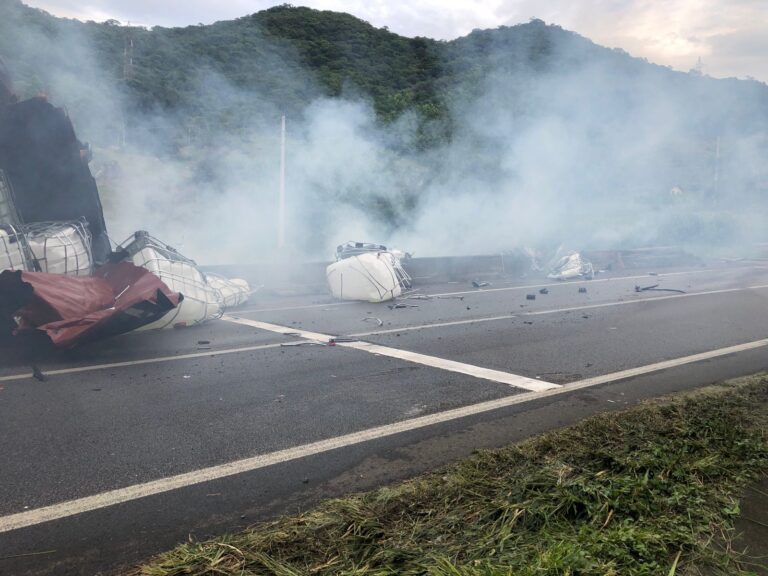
[1,263,767,575]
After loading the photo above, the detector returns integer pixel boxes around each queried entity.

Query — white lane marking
[222,316,558,392]
[3,283,766,385]
[233,267,757,314]
[0,342,283,383]
[351,284,768,337]
[573,338,768,387]
[2,336,767,534]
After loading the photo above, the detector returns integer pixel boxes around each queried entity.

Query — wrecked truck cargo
[0,262,181,348]
[114,231,251,329]
[327,242,411,302]
[547,252,595,281]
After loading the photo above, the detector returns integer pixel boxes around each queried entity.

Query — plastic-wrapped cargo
[206,274,251,308]
[115,231,250,330]
[0,225,27,271]
[547,251,594,280]
[327,250,410,303]
[24,220,92,276]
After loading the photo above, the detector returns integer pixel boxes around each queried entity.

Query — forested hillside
[3,0,765,149]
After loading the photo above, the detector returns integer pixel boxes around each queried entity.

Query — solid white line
[222,315,559,392]
[350,284,768,337]
[2,335,767,534]
[0,342,283,384]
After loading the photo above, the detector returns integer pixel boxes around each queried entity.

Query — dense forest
[3,0,766,149]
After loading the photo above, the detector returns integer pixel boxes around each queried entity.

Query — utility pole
[278,114,286,249]
[121,25,134,147]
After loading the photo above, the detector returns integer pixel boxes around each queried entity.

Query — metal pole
[278,114,286,249]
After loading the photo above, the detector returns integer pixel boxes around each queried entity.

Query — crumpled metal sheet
[0,261,181,348]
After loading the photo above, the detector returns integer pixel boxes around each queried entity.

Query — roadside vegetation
[134,375,768,575]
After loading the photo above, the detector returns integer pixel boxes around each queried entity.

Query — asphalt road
[1,262,768,575]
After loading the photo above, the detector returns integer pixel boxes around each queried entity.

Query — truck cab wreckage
[0,63,249,348]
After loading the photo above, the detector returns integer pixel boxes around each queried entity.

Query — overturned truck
[0,62,249,348]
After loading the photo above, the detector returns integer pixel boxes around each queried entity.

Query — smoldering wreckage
[0,64,604,350]
[0,65,251,349]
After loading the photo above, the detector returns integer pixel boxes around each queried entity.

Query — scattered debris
[634,284,686,294]
[472,281,491,288]
[401,294,432,300]
[388,303,419,310]
[362,317,384,327]
[649,272,659,276]
[579,287,588,293]
[31,365,46,382]
[183,375,191,379]
[437,295,465,301]
[526,294,536,301]
[523,321,533,325]
[197,340,211,345]
[547,250,595,281]
[539,288,549,295]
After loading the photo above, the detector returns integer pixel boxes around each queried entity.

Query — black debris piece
[32,364,47,382]
[635,284,686,294]
[523,321,533,325]
[578,287,588,293]
[329,337,357,343]
[526,294,536,300]
[388,303,419,310]
[539,288,549,295]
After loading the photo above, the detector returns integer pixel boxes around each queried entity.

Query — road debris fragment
[328,337,358,345]
[401,294,432,300]
[472,281,491,288]
[362,317,384,327]
[539,288,549,294]
[526,294,536,300]
[388,303,419,309]
[634,284,686,294]
[579,287,588,293]
[547,249,594,280]
[280,340,324,347]
[437,295,465,300]
[32,365,47,382]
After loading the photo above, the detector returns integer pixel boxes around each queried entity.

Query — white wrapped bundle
[326,251,403,302]
[206,274,251,308]
[131,246,223,330]
[25,222,92,276]
[0,227,27,271]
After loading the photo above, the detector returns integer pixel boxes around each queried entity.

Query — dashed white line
[222,316,559,392]
[2,335,767,534]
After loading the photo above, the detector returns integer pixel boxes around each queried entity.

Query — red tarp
[0,262,181,348]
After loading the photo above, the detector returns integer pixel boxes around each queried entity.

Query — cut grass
[133,375,768,576]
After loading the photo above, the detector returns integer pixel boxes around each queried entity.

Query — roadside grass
[133,375,768,576]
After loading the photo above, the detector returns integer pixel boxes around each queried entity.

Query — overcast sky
[24,0,768,82]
